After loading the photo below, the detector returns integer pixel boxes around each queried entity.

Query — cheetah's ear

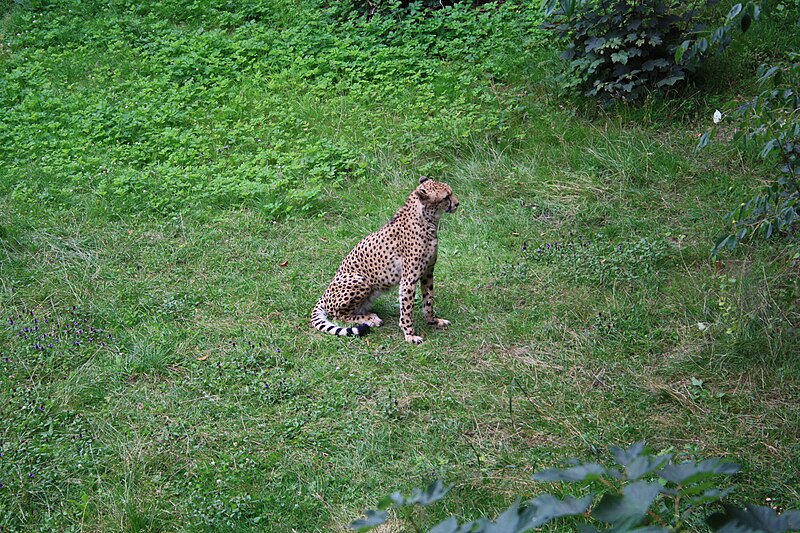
[419,176,430,184]
[416,187,429,201]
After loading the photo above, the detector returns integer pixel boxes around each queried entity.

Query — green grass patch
[1,0,799,530]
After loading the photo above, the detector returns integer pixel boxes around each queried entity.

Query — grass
[1,0,799,531]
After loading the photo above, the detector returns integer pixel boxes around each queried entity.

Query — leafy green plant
[701,53,800,256]
[673,2,761,69]
[0,0,536,220]
[330,0,499,19]
[713,273,744,336]
[541,0,759,101]
[350,443,800,532]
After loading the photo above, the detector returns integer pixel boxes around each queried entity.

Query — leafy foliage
[541,0,758,101]
[0,0,540,219]
[330,0,500,19]
[709,505,800,533]
[702,53,800,255]
[351,443,800,532]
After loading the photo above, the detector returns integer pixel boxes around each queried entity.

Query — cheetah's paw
[366,315,384,327]
[428,318,451,329]
[405,334,424,344]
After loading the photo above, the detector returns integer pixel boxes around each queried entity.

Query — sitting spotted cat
[311,177,458,344]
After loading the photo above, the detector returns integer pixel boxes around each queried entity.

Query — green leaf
[656,74,684,87]
[592,480,663,523]
[758,66,780,85]
[627,455,673,480]
[525,494,594,525]
[675,40,691,64]
[611,51,629,65]
[642,59,669,72]
[493,500,527,531]
[726,4,742,21]
[764,220,774,239]
[610,442,673,479]
[697,131,712,152]
[534,463,620,482]
[689,487,734,506]
[349,510,388,531]
[376,480,450,510]
[474,495,592,532]
[542,0,559,16]
[711,26,726,46]
[560,0,576,17]
[407,480,450,506]
[681,479,718,496]
[708,505,800,532]
[659,458,740,485]
[745,2,761,22]
[610,442,647,465]
[760,139,780,159]
[586,36,606,52]
[712,234,732,257]
[740,13,751,33]
[428,516,459,533]
[377,493,402,510]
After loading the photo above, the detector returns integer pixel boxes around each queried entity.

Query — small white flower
[713,109,723,124]
[697,322,709,332]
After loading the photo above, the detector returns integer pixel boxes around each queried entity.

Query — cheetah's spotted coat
[311,177,459,344]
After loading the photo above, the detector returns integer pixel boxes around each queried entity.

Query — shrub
[350,442,800,532]
[701,52,800,256]
[541,0,759,102]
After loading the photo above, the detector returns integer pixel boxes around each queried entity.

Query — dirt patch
[475,343,565,372]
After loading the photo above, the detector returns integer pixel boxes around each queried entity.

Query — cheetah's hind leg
[341,312,383,327]
[328,279,384,328]
[353,290,384,327]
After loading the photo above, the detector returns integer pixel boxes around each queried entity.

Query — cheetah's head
[415,176,459,214]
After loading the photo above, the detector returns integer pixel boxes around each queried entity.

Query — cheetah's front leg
[398,278,423,344]
[421,266,450,329]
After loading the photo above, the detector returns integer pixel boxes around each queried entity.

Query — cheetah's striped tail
[311,299,371,337]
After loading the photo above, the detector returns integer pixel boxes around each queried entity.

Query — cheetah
[311,176,459,344]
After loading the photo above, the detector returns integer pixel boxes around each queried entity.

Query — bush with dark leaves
[350,442,800,532]
[541,0,759,102]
